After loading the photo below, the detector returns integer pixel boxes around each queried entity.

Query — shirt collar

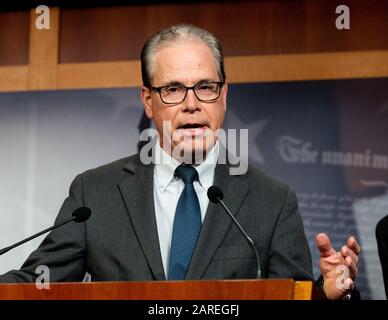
[154,140,219,192]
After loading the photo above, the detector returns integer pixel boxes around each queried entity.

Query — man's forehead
[152,41,219,84]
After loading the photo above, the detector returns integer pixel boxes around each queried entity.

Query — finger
[335,275,355,294]
[323,251,343,265]
[347,236,361,255]
[320,256,343,274]
[316,233,336,258]
[341,246,359,266]
[344,278,355,291]
[345,256,358,278]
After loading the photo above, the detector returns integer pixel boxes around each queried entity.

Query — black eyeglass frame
[150,81,224,105]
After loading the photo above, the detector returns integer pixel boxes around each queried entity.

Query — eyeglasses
[150,81,224,105]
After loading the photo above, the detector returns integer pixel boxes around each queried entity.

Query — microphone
[207,186,262,279]
[0,207,91,256]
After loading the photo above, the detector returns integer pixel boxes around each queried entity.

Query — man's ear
[222,81,228,111]
[141,86,153,119]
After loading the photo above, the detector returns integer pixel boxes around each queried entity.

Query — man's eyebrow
[160,81,184,87]
[161,79,216,87]
[196,78,215,83]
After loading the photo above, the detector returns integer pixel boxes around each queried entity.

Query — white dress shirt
[153,141,219,278]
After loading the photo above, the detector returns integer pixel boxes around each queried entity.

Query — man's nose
[183,88,200,112]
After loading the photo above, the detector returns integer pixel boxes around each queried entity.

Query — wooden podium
[0,279,318,300]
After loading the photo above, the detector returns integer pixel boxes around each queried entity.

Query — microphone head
[207,186,224,203]
[72,207,91,223]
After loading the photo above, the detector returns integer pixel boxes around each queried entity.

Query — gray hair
[140,24,226,88]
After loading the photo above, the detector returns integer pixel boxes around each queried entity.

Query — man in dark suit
[0,24,360,299]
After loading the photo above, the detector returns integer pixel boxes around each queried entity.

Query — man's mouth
[176,123,209,136]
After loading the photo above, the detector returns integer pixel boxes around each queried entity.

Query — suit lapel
[118,156,166,280]
[185,160,250,279]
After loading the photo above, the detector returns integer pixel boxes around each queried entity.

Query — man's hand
[316,233,361,300]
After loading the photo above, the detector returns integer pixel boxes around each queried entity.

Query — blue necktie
[168,165,202,280]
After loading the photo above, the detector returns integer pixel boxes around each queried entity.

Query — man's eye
[197,83,215,91]
[165,86,183,94]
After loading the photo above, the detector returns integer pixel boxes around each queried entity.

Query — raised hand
[316,233,360,300]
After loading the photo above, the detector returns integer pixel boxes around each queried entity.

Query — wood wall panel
[0,10,29,65]
[0,66,28,91]
[28,7,60,90]
[57,61,141,89]
[226,50,388,84]
[53,50,388,90]
[59,0,388,63]
[0,1,388,92]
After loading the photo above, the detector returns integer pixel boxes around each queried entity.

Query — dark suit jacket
[0,153,313,283]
